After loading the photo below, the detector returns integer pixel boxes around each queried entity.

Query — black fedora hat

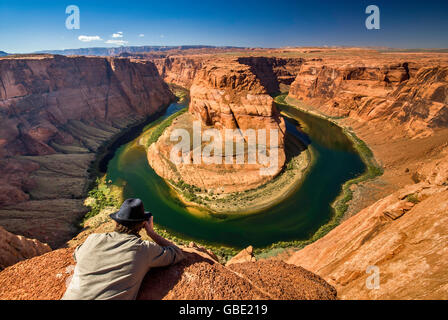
[110,198,151,223]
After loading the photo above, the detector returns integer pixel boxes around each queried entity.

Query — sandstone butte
[0,48,448,300]
[147,59,287,193]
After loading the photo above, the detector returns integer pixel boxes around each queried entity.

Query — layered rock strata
[287,148,448,299]
[288,61,448,138]
[147,60,287,193]
[0,55,174,247]
[150,55,304,93]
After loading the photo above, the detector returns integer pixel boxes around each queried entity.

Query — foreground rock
[225,246,256,266]
[148,59,287,194]
[0,226,51,270]
[0,54,173,247]
[287,149,448,299]
[0,245,336,300]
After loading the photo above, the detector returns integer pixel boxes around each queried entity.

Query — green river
[104,100,366,249]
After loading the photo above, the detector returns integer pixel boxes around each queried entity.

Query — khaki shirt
[62,232,184,300]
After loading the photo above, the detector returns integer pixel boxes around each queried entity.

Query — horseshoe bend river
[104,100,366,249]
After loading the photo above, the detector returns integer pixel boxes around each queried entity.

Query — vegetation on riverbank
[168,83,190,105]
[145,108,188,147]
[81,90,382,262]
[144,92,312,216]
[83,177,122,221]
[254,94,384,257]
[81,175,239,262]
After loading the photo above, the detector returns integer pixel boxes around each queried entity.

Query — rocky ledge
[288,59,448,138]
[0,243,337,300]
[0,225,51,270]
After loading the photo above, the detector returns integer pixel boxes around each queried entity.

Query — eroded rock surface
[288,58,448,138]
[0,55,174,246]
[287,149,448,299]
[0,244,337,300]
[147,59,287,194]
[0,226,51,270]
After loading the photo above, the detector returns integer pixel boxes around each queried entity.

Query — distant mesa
[0,51,8,57]
[33,45,245,57]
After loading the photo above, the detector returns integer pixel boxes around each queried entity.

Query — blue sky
[0,0,447,53]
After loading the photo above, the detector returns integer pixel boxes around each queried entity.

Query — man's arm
[144,218,177,248]
[143,217,184,267]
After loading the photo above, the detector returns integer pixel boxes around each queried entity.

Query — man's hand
[143,216,176,248]
[144,216,154,234]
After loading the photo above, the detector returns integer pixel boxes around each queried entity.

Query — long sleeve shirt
[62,232,184,300]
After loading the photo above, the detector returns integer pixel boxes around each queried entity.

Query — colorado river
[104,100,366,249]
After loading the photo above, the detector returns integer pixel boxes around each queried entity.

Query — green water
[105,102,366,249]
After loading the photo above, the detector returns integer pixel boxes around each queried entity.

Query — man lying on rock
[62,198,184,300]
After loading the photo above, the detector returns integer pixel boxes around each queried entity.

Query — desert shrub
[406,193,420,204]
[84,178,120,220]
[146,108,187,147]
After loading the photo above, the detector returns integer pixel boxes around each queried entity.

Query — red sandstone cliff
[288,60,448,138]
[0,55,173,159]
[152,56,208,89]
[150,55,303,93]
[0,55,174,247]
[287,146,448,299]
[283,52,448,299]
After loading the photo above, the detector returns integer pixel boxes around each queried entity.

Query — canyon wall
[147,59,287,193]
[237,56,304,93]
[284,52,448,299]
[152,56,208,88]
[0,55,174,247]
[150,55,304,93]
[288,60,448,138]
[287,147,448,299]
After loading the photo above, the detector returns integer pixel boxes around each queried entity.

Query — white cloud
[78,35,103,42]
[112,32,123,38]
[105,39,128,46]
[138,34,145,37]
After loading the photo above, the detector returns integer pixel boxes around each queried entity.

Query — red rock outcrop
[287,148,448,299]
[0,55,174,246]
[150,55,304,93]
[152,56,208,88]
[0,244,337,300]
[0,55,173,158]
[147,59,287,193]
[0,226,51,270]
[225,245,256,266]
[237,56,304,92]
[288,58,448,138]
